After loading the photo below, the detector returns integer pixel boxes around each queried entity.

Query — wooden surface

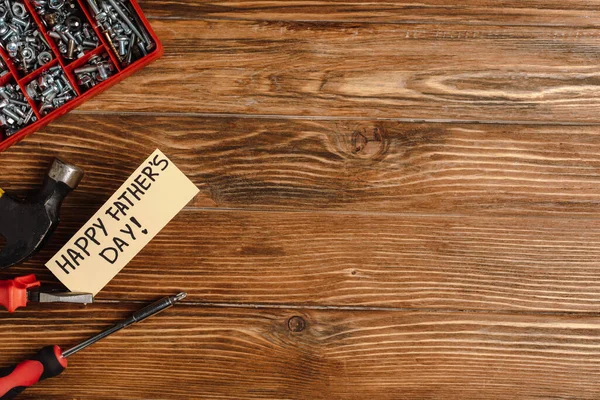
[2,1,600,398]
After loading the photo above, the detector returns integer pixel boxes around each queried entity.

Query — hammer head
[0,158,84,269]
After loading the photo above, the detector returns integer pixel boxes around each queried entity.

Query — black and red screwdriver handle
[0,346,67,399]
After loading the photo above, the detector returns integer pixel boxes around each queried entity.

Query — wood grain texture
[5,115,600,216]
[73,19,600,123]
[3,1,600,398]
[2,305,600,400]
[4,207,598,312]
[139,0,600,27]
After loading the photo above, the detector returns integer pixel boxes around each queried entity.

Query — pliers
[0,275,93,312]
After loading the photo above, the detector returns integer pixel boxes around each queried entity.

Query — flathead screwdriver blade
[62,292,187,358]
[27,291,94,304]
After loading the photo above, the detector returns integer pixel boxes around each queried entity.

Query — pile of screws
[26,65,76,115]
[84,0,153,66]
[0,82,35,137]
[74,53,114,91]
[0,0,52,75]
[33,0,99,61]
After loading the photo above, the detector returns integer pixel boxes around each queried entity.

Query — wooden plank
[1,3,597,399]
[4,115,600,216]
[70,19,600,123]
[2,305,600,399]
[5,208,600,312]
[139,0,600,27]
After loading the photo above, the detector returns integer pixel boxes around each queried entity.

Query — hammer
[0,158,84,269]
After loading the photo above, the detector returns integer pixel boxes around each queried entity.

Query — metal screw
[34,0,99,61]
[26,68,76,115]
[0,83,35,137]
[0,0,52,74]
[74,53,114,90]
[85,0,154,66]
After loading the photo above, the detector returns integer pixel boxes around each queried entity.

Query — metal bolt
[85,0,101,15]
[97,63,108,80]
[66,38,75,58]
[74,52,114,90]
[1,28,13,41]
[23,108,34,123]
[115,35,127,56]
[12,106,25,118]
[0,1,52,74]
[27,67,76,115]
[12,16,28,28]
[86,0,155,66]
[74,64,97,74]
[9,98,29,107]
[34,0,99,60]
[2,105,24,125]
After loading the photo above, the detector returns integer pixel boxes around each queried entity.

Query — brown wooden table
[2,1,600,398]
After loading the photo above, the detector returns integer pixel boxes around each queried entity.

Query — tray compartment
[23,63,77,115]
[68,47,114,92]
[0,0,162,151]
[79,0,154,68]
[0,0,54,77]
[0,77,37,140]
[31,0,100,64]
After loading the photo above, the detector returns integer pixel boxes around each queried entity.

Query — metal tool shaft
[28,291,94,304]
[62,292,186,358]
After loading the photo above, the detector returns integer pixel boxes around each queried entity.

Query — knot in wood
[288,316,306,332]
[351,126,385,158]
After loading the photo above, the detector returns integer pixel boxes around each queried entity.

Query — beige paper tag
[46,149,199,295]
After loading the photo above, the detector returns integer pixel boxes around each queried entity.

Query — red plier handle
[0,275,40,312]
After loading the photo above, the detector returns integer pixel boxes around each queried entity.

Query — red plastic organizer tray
[0,0,162,151]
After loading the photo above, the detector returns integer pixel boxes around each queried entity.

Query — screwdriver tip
[174,292,187,302]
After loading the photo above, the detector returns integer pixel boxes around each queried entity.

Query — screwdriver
[0,292,186,399]
[0,275,93,312]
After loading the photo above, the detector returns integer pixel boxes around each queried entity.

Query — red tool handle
[0,275,41,312]
[0,346,67,399]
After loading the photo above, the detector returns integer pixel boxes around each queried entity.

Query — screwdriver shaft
[0,292,186,400]
[62,292,186,358]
